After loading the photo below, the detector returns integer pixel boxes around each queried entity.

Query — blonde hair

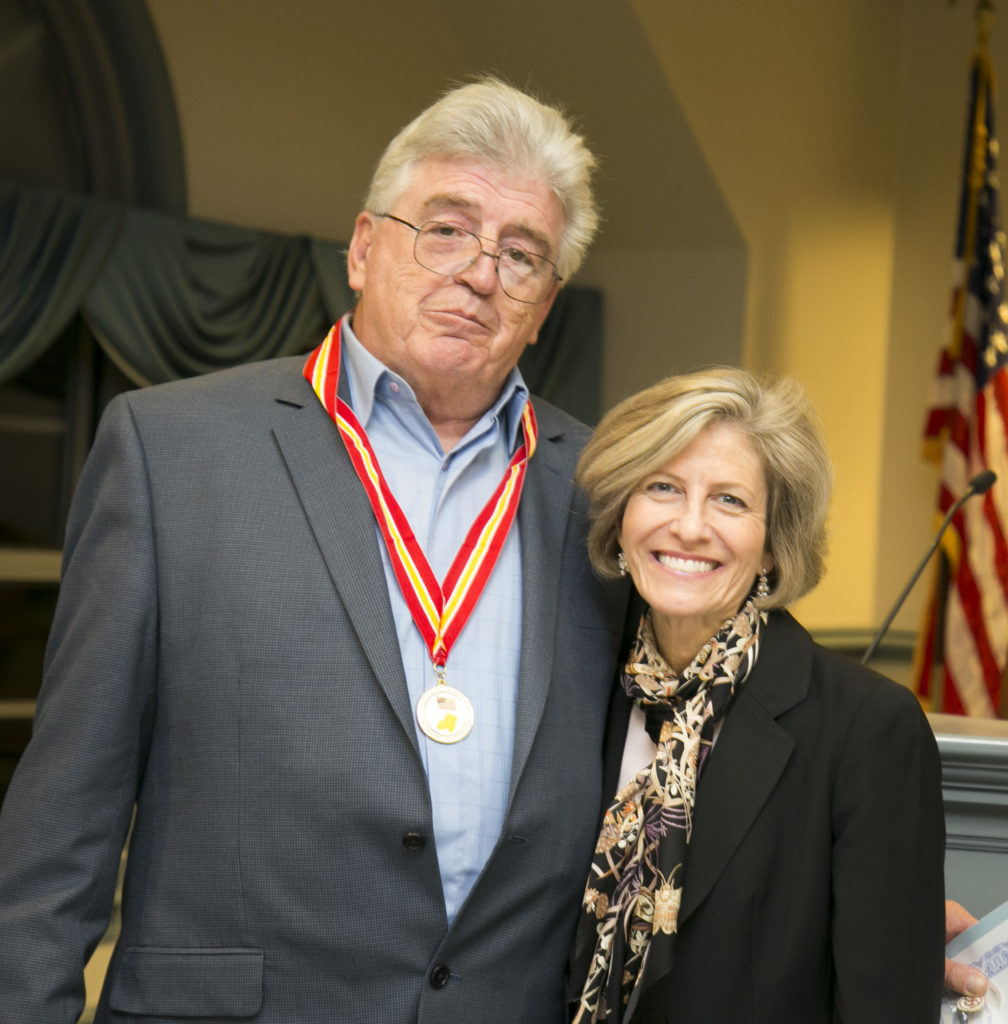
[576,367,833,608]
[364,76,599,280]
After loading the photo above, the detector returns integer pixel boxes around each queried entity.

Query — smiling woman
[568,366,947,1024]
[618,421,770,671]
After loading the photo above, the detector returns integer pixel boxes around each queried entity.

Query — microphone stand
[861,470,996,666]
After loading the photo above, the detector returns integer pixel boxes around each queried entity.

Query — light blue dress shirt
[340,319,526,924]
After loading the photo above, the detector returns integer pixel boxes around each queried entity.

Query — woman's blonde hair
[576,367,833,608]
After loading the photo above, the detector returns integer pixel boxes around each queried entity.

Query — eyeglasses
[376,213,561,304]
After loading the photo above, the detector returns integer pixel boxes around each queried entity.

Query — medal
[416,673,475,744]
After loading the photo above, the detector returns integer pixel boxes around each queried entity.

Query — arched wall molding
[0,0,185,210]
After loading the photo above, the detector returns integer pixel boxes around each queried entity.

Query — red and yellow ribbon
[304,319,537,670]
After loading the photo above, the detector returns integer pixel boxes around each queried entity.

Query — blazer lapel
[270,369,418,748]
[675,611,811,926]
[507,405,575,795]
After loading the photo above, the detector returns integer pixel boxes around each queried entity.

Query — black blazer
[597,610,946,1024]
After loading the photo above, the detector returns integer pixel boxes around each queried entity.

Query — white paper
[941,898,1008,1023]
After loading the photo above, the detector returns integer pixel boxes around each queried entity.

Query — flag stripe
[915,45,1008,716]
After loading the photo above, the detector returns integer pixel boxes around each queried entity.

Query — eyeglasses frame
[375,212,562,304]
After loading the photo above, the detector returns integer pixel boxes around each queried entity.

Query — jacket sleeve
[830,676,946,1023]
[0,394,159,1023]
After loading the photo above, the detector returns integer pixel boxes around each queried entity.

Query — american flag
[915,38,1008,716]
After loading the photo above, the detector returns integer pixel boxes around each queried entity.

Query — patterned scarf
[570,599,765,1023]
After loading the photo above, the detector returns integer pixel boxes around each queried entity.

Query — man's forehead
[419,194,553,256]
[399,160,562,254]
[417,193,483,217]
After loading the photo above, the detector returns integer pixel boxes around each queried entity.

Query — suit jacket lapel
[270,368,418,748]
[676,611,810,926]
[507,402,575,794]
[271,375,586,775]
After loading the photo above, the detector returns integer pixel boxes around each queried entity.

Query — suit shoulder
[112,356,308,418]
[758,615,935,781]
[529,394,593,449]
[805,629,927,726]
[766,611,925,720]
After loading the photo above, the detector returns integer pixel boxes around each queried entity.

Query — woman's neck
[650,610,727,674]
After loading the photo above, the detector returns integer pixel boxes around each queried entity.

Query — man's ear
[346,212,376,293]
[526,283,561,347]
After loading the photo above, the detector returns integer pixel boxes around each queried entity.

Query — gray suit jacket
[0,356,628,1023]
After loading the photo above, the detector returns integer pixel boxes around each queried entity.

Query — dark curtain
[0,183,123,381]
[82,206,343,383]
[0,181,602,422]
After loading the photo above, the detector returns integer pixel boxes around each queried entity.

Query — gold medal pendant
[416,678,474,744]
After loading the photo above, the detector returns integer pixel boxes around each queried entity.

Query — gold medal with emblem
[416,674,475,744]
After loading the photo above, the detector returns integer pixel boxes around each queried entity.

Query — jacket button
[402,832,426,851]
[429,963,451,988]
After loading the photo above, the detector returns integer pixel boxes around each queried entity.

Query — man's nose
[454,249,500,294]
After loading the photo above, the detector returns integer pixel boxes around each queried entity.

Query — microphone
[861,469,997,665]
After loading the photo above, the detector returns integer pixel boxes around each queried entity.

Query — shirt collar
[340,315,530,451]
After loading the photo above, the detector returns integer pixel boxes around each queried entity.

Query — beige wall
[145,0,999,638]
[632,0,992,633]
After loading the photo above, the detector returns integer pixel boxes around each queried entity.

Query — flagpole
[977,0,994,47]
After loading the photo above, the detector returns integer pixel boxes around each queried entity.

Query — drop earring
[756,568,770,599]
[617,551,628,577]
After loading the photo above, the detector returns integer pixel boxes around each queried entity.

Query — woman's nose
[669,498,710,540]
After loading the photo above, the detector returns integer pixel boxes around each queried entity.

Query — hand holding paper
[941,899,1008,1023]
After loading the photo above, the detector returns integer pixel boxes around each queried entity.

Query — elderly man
[0,78,627,1023]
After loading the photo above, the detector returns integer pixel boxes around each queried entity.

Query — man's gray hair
[364,76,599,280]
